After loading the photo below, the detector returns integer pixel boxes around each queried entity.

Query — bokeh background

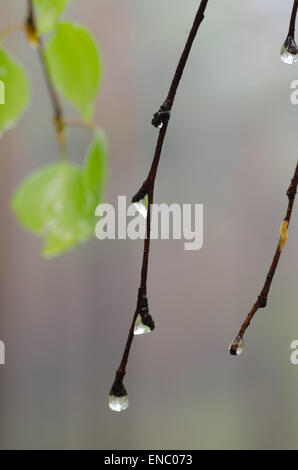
[0,0,298,450]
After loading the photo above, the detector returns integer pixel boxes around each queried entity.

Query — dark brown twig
[110,0,210,399]
[230,162,298,355]
[283,0,298,56]
[288,0,298,37]
[26,0,66,155]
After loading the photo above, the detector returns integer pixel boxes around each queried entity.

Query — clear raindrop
[108,394,129,412]
[134,314,151,335]
[229,337,244,356]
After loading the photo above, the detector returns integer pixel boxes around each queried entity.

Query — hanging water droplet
[280,36,298,64]
[229,337,244,356]
[108,393,129,412]
[133,199,147,219]
[134,314,151,335]
[280,45,298,64]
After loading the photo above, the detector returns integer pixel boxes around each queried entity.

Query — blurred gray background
[0,0,298,450]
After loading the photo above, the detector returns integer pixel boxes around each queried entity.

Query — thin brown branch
[230,162,298,355]
[288,0,298,37]
[110,0,210,400]
[26,0,66,156]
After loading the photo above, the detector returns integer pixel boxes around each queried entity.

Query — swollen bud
[25,22,38,47]
[133,289,155,336]
[134,313,155,335]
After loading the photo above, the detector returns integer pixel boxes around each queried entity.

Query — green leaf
[12,162,91,258]
[34,0,71,34]
[83,131,107,213]
[11,132,107,258]
[45,22,101,118]
[0,48,29,135]
[11,164,61,234]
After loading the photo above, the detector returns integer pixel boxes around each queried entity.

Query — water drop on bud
[108,393,129,412]
[134,314,152,335]
[280,36,298,64]
[229,337,244,356]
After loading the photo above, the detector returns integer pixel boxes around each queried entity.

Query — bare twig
[110,0,210,399]
[230,162,298,355]
[288,0,298,37]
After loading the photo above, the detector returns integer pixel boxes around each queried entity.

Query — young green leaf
[34,0,71,35]
[45,22,101,119]
[11,164,61,234]
[11,132,108,258]
[83,132,107,214]
[41,162,93,257]
[0,48,29,135]
[12,162,93,258]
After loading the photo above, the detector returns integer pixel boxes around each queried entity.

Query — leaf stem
[26,0,66,157]
[288,0,298,37]
[0,23,26,42]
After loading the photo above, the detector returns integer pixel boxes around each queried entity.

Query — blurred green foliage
[0,48,29,134]
[0,0,107,258]
[46,22,101,119]
[34,0,71,34]
[12,134,107,258]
